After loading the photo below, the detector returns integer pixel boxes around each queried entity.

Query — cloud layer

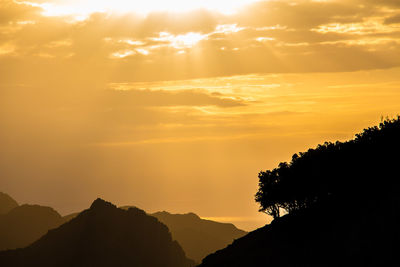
[1,0,400,83]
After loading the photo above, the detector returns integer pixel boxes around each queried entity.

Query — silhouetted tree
[255,116,400,219]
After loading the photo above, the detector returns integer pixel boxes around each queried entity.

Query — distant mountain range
[152,211,246,263]
[0,198,195,267]
[0,193,247,264]
[62,208,248,263]
[0,204,65,251]
[0,192,71,251]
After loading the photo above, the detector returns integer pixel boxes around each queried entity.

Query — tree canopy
[255,116,400,219]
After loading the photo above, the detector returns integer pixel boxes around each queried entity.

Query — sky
[1,0,400,230]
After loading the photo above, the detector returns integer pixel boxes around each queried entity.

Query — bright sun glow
[17,0,260,19]
[153,32,208,49]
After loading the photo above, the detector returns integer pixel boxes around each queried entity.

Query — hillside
[200,198,400,266]
[152,211,247,263]
[200,118,400,266]
[0,199,195,267]
[0,204,64,251]
[0,192,18,215]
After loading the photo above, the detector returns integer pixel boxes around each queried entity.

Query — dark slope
[0,199,195,267]
[200,118,400,267]
[152,211,247,263]
[0,204,63,251]
[0,192,18,215]
[199,198,400,267]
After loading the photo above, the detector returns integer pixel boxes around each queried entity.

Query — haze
[1,0,400,230]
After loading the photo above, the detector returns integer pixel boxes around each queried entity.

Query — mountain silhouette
[0,193,245,264]
[0,198,195,267]
[0,204,64,251]
[67,206,248,263]
[151,211,247,263]
[200,118,400,266]
[0,192,18,215]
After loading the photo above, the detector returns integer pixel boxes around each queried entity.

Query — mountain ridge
[0,204,64,251]
[0,198,195,267]
[151,210,247,263]
[0,192,18,215]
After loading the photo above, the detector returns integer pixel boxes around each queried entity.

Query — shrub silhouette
[255,116,400,219]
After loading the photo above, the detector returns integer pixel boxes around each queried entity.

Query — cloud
[1,0,400,81]
[105,88,245,108]
[0,0,41,25]
[384,14,400,24]
[363,0,400,8]
[232,1,368,29]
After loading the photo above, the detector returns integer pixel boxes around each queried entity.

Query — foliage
[255,116,400,219]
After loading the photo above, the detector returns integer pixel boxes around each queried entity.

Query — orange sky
[1,0,400,230]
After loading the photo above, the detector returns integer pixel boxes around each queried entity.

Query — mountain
[65,207,247,263]
[0,204,64,251]
[200,118,400,266]
[0,192,18,215]
[152,211,247,263]
[0,195,246,263]
[0,198,195,267]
